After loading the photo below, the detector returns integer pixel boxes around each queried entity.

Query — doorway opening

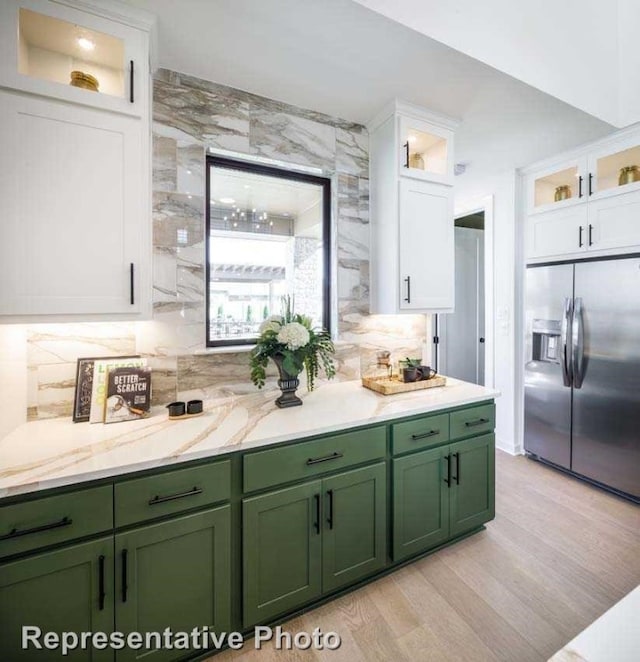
[438,211,486,385]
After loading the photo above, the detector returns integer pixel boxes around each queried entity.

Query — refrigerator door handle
[572,297,585,389]
[561,297,573,387]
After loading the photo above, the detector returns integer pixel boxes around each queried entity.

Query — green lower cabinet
[114,506,231,662]
[243,481,322,628]
[392,447,450,561]
[0,536,114,661]
[243,463,388,627]
[449,434,495,537]
[322,462,386,593]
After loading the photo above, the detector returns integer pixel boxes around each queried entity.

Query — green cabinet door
[0,536,114,662]
[449,433,495,538]
[115,506,231,662]
[243,481,322,628]
[392,447,449,561]
[321,463,387,593]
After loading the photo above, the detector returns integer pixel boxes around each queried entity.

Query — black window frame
[205,155,332,348]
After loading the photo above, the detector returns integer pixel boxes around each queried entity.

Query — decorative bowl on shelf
[70,71,99,92]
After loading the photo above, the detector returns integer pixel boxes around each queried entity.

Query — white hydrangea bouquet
[250,296,336,395]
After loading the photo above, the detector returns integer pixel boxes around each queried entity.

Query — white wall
[454,171,519,453]
[618,0,640,127]
[355,0,623,127]
[0,325,28,438]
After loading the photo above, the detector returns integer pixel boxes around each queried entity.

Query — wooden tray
[362,375,446,395]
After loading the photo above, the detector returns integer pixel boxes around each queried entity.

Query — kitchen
[0,1,639,661]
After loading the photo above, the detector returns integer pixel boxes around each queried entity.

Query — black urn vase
[271,354,303,408]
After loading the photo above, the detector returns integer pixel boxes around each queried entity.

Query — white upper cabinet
[0,0,153,322]
[524,126,640,262]
[0,0,150,117]
[587,134,640,199]
[0,90,149,320]
[398,115,454,185]
[369,101,458,314]
[526,156,588,215]
[398,179,454,310]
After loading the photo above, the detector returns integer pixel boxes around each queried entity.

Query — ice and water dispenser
[531,319,562,364]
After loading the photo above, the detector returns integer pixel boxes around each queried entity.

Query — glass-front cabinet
[0,0,148,117]
[398,115,454,184]
[588,135,640,198]
[527,156,588,214]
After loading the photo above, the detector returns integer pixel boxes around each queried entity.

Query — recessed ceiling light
[269,221,274,226]
[219,197,235,204]
[252,208,256,213]
[233,222,238,227]
[186,169,192,175]
[77,37,95,51]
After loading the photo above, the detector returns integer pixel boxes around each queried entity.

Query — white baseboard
[496,437,524,456]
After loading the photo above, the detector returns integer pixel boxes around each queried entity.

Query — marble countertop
[549,585,640,662]
[0,378,499,500]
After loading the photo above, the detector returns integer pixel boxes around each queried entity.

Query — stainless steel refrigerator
[524,256,640,501]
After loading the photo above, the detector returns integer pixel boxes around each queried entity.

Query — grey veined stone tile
[250,108,336,169]
[336,127,369,177]
[152,135,177,192]
[153,192,205,249]
[154,79,250,152]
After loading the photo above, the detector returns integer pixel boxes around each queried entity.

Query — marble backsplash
[20,69,428,421]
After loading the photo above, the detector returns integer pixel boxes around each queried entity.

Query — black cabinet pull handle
[452,452,460,484]
[588,224,593,246]
[327,490,334,530]
[98,554,106,611]
[129,60,134,103]
[403,141,409,168]
[148,486,202,505]
[411,429,440,440]
[313,494,321,535]
[404,276,411,303]
[465,417,489,427]
[588,173,593,196]
[129,263,135,305]
[578,226,583,248]
[444,454,451,486]
[0,516,72,541]
[578,175,583,198]
[306,451,343,466]
[121,549,128,603]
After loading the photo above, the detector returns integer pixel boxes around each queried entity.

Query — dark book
[103,366,152,424]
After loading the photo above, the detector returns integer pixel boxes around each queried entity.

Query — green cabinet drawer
[449,403,495,440]
[243,426,386,493]
[0,485,113,559]
[115,460,231,528]
[391,413,450,455]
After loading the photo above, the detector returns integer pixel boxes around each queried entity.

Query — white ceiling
[124,0,613,174]
[209,166,321,217]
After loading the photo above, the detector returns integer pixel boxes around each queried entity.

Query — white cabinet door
[398,179,453,312]
[0,91,145,318]
[398,115,453,185]
[0,0,148,118]
[526,156,588,214]
[527,205,588,261]
[587,188,640,252]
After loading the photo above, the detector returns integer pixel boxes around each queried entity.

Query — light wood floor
[210,451,640,661]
